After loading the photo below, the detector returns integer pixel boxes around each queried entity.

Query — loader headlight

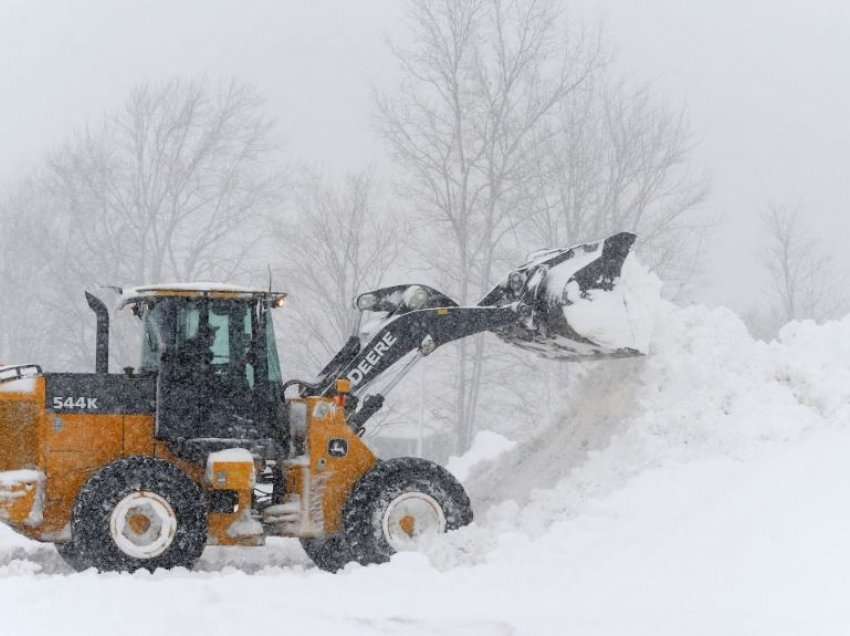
[356,293,378,311]
[403,285,429,310]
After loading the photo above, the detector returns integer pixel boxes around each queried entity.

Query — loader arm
[311,232,646,433]
[319,304,524,396]
[311,303,525,435]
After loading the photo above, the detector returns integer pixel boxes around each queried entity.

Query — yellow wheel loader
[0,232,641,572]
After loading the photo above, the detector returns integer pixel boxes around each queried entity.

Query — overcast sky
[1,0,847,312]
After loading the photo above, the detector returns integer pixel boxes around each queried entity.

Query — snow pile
[0,470,44,489]
[446,431,516,483]
[0,364,39,393]
[455,302,850,551]
[773,318,850,423]
[562,253,662,353]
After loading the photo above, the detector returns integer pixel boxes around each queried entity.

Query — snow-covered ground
[3,302,850,635]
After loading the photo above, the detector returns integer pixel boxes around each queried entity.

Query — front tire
[300,533,353,572]
[54,541,87,571]
[69,457,208,572]
[343,457,472,566]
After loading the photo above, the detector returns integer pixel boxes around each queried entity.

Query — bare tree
[0,179,55,364]
[479,59,708,441]
[270,169,400,378]
[0,78,283,370]
[758,203,847,334]
[378,0,602,451]
[378,0,709,451]
[524,80,709,290]
[47,78,280,283]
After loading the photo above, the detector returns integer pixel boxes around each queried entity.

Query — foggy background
[2,0,848,456]
[3,0,848,311]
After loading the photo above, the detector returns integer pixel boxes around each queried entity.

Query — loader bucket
[479,232,660,360]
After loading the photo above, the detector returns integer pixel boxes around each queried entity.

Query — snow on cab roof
[119,283,286,307]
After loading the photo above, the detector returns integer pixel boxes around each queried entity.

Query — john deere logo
[347,331,398,386]
[328,438,348,458]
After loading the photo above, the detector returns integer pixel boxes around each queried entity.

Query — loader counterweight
[0,372,46,534]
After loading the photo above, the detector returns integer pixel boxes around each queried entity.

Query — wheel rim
[109,491,177,560]
[381,492,447,551]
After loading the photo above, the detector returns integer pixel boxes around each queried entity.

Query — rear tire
[69,457,208,572]
[343,457,472,566]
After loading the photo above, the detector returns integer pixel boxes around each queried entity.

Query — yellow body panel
[287,397,377,535]
[206,455,261,546]
[0,379,48,533]
[38,413,124,537]
[207,512,258,546]
[207,461,254,491]
[0,377,44,471]
[123,415,156,456]
[0,379,379,546]
[0,471,45,527]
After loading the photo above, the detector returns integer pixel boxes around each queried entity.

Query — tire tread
[67,456,208,572]
[342,457,472,566]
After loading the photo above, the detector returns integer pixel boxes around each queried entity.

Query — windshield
[138,297,281,387]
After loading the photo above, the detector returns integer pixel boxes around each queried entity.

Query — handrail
[0,364,43,385]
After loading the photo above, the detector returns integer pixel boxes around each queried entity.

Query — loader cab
[120,285,286,451]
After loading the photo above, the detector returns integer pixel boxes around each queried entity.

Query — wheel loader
[0,232,644,572]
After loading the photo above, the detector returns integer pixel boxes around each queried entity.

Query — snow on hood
[0,365,40,394]
[0,378,36,394]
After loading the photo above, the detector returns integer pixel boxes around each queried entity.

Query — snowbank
[446,431,517,483]
[462,303,850,542]
[2,302,850,635]
[562,253,662,353]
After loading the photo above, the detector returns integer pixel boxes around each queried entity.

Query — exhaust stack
[85,292,109,374]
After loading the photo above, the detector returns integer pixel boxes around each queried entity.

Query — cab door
[155,299,275,443]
